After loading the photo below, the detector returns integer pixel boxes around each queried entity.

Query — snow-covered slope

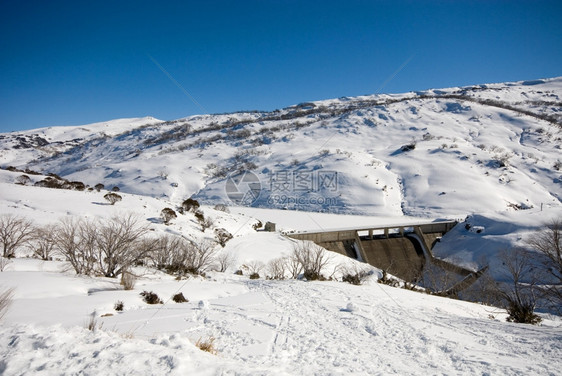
[1,78,562,375]
[1,258,561,375]
[2,78,560,219]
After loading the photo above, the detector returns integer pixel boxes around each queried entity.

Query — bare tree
[104,192,122,205]
[287,252,303,279]
[526,218,562,314]
[95,215,150,278]
[183,239,218,274]
[215,250,237,272]
[245,260,265,276]
[291,241,331,280]
[150,234,184,270]
[496,248,541,324]
[33,224,57,260]
[0,214,35,257]
[52,217,97,275]
[155,236,217,276]
[267,257,288,280]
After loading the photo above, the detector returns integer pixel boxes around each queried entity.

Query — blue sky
[1,0,561,132]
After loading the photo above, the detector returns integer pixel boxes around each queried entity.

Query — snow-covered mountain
[1,78,562,375]
[1,77,561,219]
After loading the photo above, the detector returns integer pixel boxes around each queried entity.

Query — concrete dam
[288,220,486,294]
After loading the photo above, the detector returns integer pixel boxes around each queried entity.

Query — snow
[1,77,562,374]
[1,259,561,375]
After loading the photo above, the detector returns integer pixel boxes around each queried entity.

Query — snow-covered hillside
[1,78,561,375]
[1,77,560,218]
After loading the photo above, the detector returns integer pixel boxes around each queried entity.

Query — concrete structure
[288,220,485,294]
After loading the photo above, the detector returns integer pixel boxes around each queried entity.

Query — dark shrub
[35,177,65,189]
[140,290,163,304]
[506,301,542,324]
[172,292,188,303]
[249,272,260,280]
[303,269,324,281]
[214,228,233,247]
[160,207,177,224]
[252,220,263,231]
[400,143,416,152]
[182,198,200,213]
[104,192,122,205]
[69,181,86,191]
[194,211,204,222]
[114,301,124,311]
[342,274,361,285]
[15,175,31,185]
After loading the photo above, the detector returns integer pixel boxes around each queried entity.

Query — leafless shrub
[267,257,288,280]
[378,270,401,287]
[33,224,57,260]
[85,312,103,332]
[496,248,541,324]
[215,251,237,272]
[161,237,218,276]
[53,217,98,275]
[287,252,303,279]
[184,239,218,275]
[195,336,217,354]
[53,215,150,278]
[0,214,35,257]
[244,260,265,276]
[340,263,373,285]
[95,215,150,278]
[150,234,184,269]
[291,241,331,280]
[0,287,14,321]
[526,218,562,314]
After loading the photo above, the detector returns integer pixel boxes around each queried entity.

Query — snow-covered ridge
[1,77,561,218]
